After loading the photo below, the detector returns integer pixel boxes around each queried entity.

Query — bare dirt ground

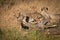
[0,0,60,40]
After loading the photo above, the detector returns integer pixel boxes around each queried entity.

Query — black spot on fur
[41,7,48,11]
[21,23,29,29]
[44,22,48,25]
[26,16,29,22]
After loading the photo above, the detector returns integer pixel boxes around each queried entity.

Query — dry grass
[0,27,60,40]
